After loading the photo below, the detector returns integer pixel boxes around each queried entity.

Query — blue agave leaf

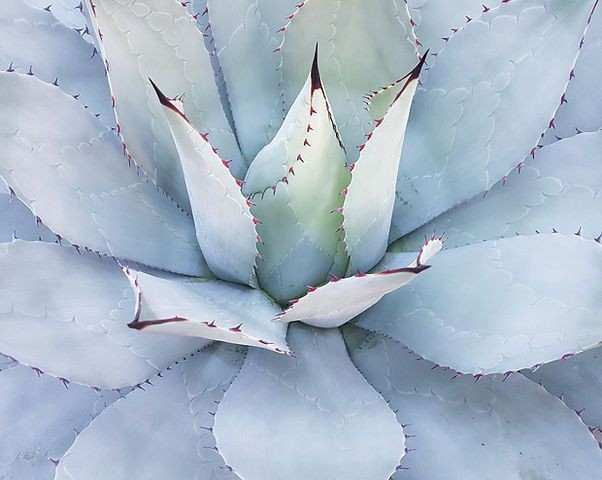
[55,343,245,480]
[392,0,598,240]
[0,240,209,389]
[346,328,602,478]
[357,233,602,374]
[214,324,405,480]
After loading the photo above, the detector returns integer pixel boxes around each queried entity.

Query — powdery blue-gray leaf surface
[0,71,207,276]
[213,324,405,480]
[125,268,289,354]
[279,0,418,158]
[0,241,209,389]
[0,362,121,480]
[391,0,596,241]
[524,346,602,431]
[393,132,602,251]
[345,328,602,479]
[0,1,113,127]
[85,0,245,210]
[278,239,441,328]
[55,342,245,480]
[407,0,503,54]
[541,5,602,144]
[24,0,96,44]
[155,87,258,286]
[207,0,296,161]
[357,233,602,374]
[243,52,350,303]
[343,58,423,275]
[0,189,55,243]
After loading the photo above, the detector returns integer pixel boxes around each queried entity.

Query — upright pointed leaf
[56,343,245,480]
[0,1,113,126]
[214,325,405,480]
[0,241,209,389]
[0,72,206,276]
[394,132,602,251]
[343,57,424,275]
[207,0,297,161]
[243,51,350,303]
[280,0,418,157]
[392,0,597,240]
[0,364,120,479]
[357,234,602,374]
[86,0,245,210]
[126,268,289,354]
[154,84,258,286]
[278,238,441,328]
[346,329,602,478]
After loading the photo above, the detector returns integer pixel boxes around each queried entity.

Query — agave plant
[1,0,602,478]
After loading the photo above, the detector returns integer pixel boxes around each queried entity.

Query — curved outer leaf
[524,346,602,431]
[0,1,113,126]
[24,0,96,44]
[542,5,602,144]
[155,85,258,286]
[343,57,424,275]
[407,0,503,54]
[356,234,602,374]
[85,0,245,210]
[126,268,289,354]
[0,241,210,389]
[243,51,350,303]
[346,329,602,479]
[391,0,597,241]
[0,72,206,276]
[213,324,405,480]
[0,363,121,479]
[279,0,418,158]
[56,343,245,480]
[0,190,55,243]
[393,132,602,251]
[207,0,295,161]
[278,238,441,328]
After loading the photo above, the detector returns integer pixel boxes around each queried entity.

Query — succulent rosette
[1,0,602,478]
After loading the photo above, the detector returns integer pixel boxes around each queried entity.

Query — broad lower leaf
[346,329,602,478]
[407,0,503,54]
[356,234,602,374]
[243,50,350,303]
[0,1,113,126]
[125,268,289,354]
[343,56,424,275]
[207,0,296,161]
[280,0,418,157]
[56,343,245,480]
[392,0,597,240]
[278,238,441,328]
[524,346,602,431]
[0,241,209,389]
[542,6,602,144]
[0,72,206,276]
[393,132,602,250]
[213,324,405,480]
[86,0,245,209]
[155,84,258,286]
[0,363,121,479]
